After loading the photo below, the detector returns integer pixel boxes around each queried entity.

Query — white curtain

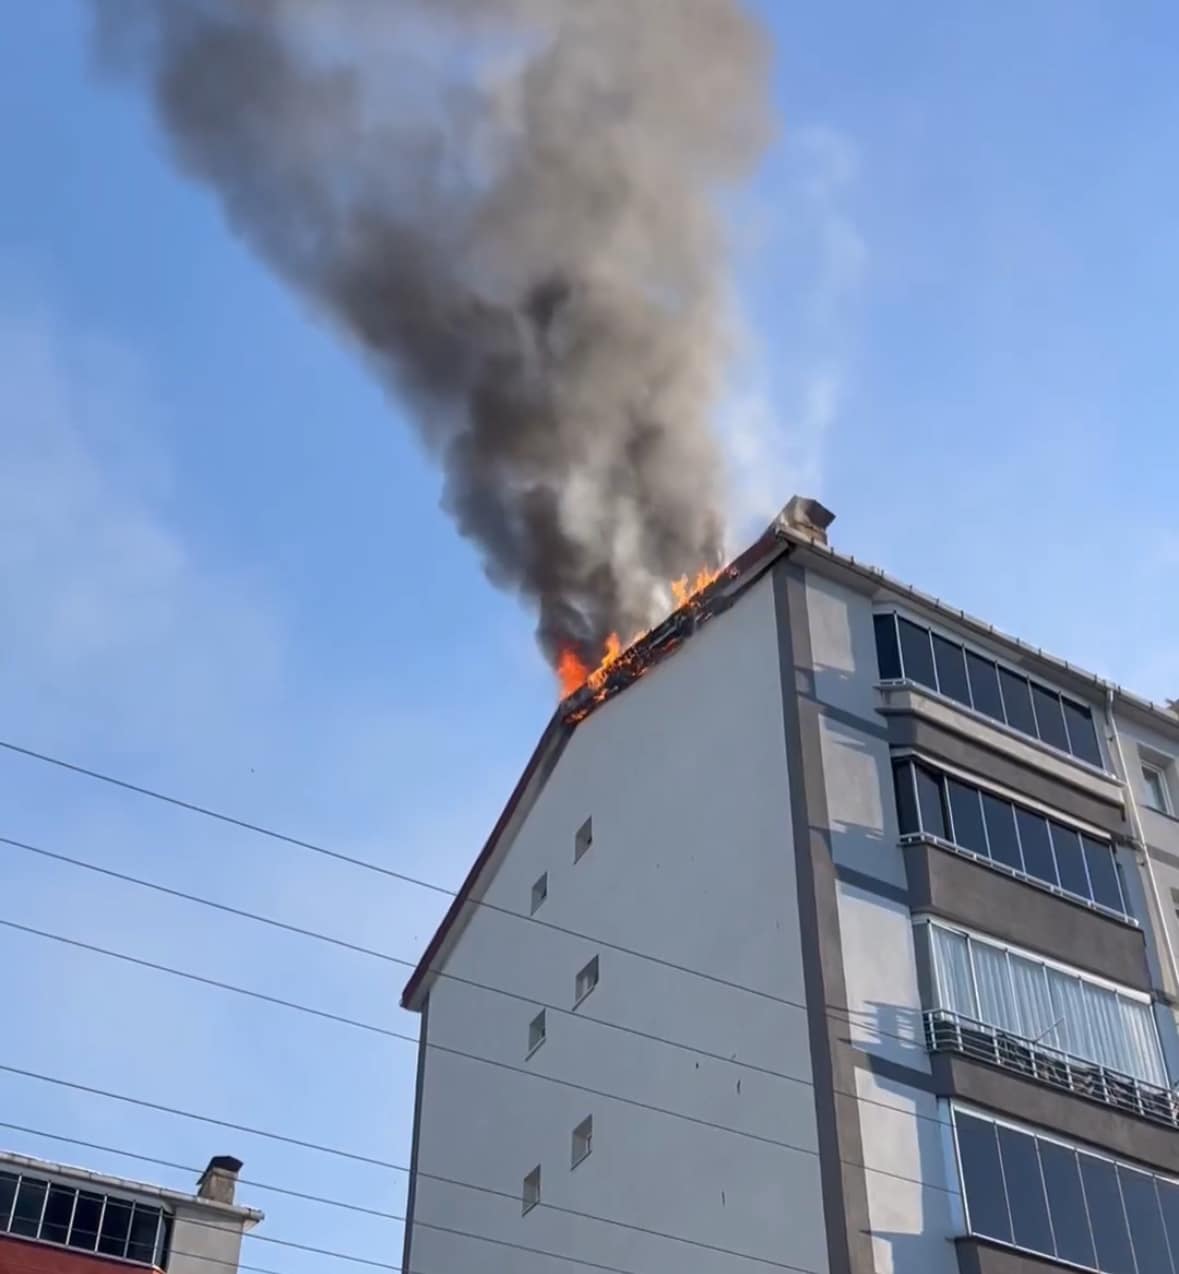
[926,923,1166,1087]
[930,925,977,1017]
[971,943,1021,1035]
[1047,967,1092,1059]
[1008,953,1056,1042]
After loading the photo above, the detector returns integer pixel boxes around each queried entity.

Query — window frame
[893,754,1129,920]
[574,955,600,1007]
[0,1171,167,1267]
[952,1104,1179,1274]
[527,1009,546,1057]
[521,1166,541,1216]
[873,609,1106,770]
[571,1116,593,1168]
[1142,762,1173,816]
[530,872,548,915]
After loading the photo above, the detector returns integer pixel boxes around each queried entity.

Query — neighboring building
[399,495,1179,1274]
[0,1151,262,1274]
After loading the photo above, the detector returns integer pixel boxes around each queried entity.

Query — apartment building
[0,1151,261,1274]
[399,495,1179,1274]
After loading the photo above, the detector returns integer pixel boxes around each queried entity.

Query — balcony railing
[924,1008,1179,1130]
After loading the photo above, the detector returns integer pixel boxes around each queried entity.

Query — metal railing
[924,1008,1179,1130]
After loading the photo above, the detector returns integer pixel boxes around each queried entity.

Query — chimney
[197,1156,243,1206]
[777,495,836,546]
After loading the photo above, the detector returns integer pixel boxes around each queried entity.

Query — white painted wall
[170,1206,247,1274]
[804,571,959,1274]
[407,573,828,1274]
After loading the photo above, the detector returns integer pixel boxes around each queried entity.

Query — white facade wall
[408,574,830,1274]
[803,571,959,1274]
[170,1206,248,1274]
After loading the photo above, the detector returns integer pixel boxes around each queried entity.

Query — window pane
[893,762,920,837]
[1144,768,1168,813]
[998,1127,1053,1256]
[929,925,978,1017]
[41,1184,75,1244]
[98,1198,132,1258]
[956,1114,1011,1243]
[126,1205,161,1265]
[999,668,1037,736]
[1063,699,1103,767]
[1049,823,1090,901]
[966,652,1005,722]
[947,779,989,856]
[1083,836,1124,914]
[11,1179,47,1238]
[874,614,902,680]
[1079,1154,1135,1274]
[1118,1168,1172,1274]
[982,793,1023,872]
[0,1173,17,1230]
[914,766,947,840]
[68,1193,103,1252]
[1157,1180,1179,1274]
[1031,684,1069,752]
[1038,1140,1095,1269]
[933,635,971,706]
[898,619,936,689]
[1015,808,1057,887]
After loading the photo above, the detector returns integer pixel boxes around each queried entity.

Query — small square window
[528,1010,546,1055]
[530,873,548,914]
[1143,765,1172,815]
[571,1116,593,1167]
[522,1166,541,1215]
[574,955,599,1005]
[574,817,593,863]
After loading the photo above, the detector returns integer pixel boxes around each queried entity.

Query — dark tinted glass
[1157,1179,1179,1274]
[947,778,989,856]
[997,1127,1053,1255]
[126,1206,161,1265]
[893,762,920,836]
[956,1113,1011,1242]
[898,618,936,689]
[966,652,1005,722]
[1015,808,1057,886]
[69,1192,103,1251]
[1118,1167,1172,1274]
[1063,699,1103,767]
[999,668,1037,735]
[874,614,902,680]
[914,765,947,840]
[1083,836,1124,914]
[41,1184,75,1244]
[11,1178,47,1237]
[982,793,1023,872]
[933,634,971,706]
[1038,1140,1095,1269]
[1049,823,1090,900]
[1031,684,1069,752]
[1080,1154,1135,1274]
[98,1198,132,1257]
[0,1172,16,1228]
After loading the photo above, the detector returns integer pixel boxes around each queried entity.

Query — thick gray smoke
[92,0,771,667]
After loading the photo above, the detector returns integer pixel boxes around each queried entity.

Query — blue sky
[1,2,1176,1272]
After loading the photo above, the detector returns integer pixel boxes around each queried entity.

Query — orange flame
[555,565,724,700]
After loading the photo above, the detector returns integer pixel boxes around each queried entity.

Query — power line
[0,914,823,1162]
[0,830,940,1134]
[0,1119,821,1274]
[0,739,822,1013]
[0,830,897,1093]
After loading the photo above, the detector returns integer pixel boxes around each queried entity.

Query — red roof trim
[398,524,793,1010]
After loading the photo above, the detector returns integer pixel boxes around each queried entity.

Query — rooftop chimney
[778,495,836,546]
[197,1156,243,1206]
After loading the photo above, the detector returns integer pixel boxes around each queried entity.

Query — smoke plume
[91,0,772,667]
